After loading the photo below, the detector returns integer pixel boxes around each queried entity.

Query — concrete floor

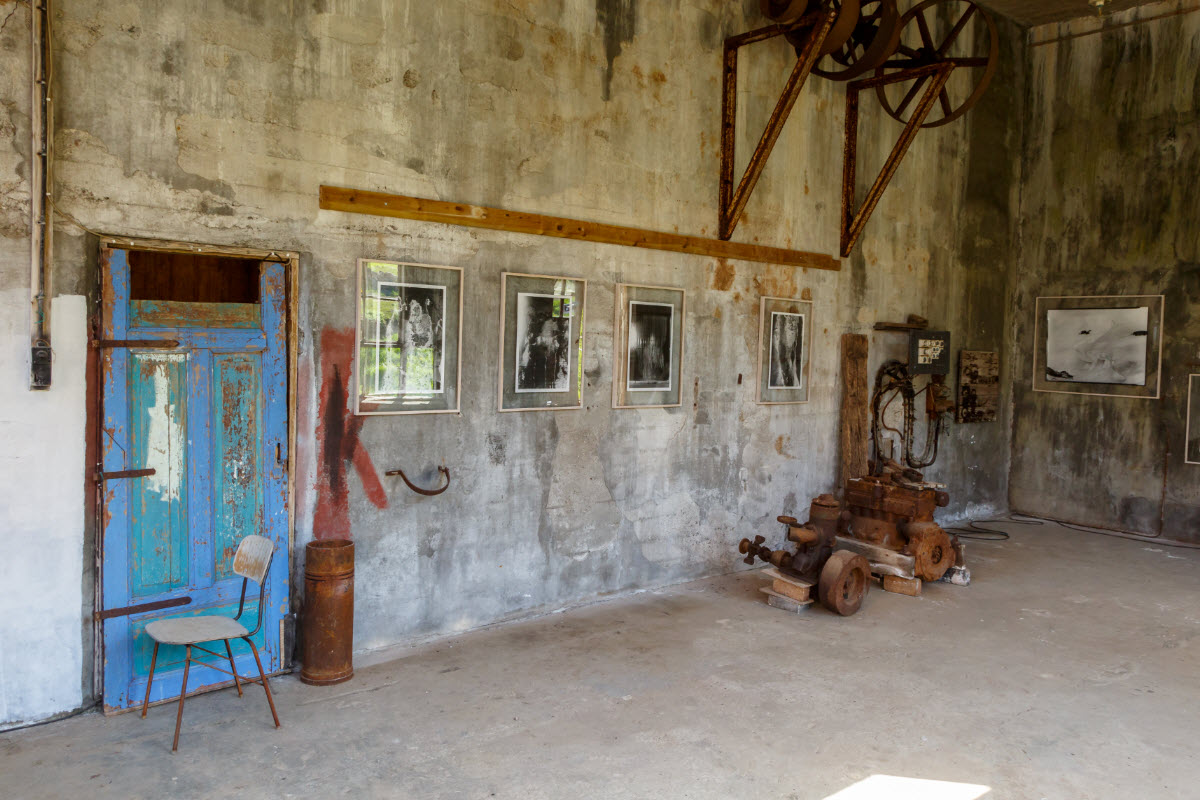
[3,521,1199,799]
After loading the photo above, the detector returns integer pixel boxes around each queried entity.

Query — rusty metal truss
[718,11,837,241]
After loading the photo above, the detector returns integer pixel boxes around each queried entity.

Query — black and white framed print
[1186,375,1200,465]
[499,272,586,411]
[612,284,684,409]
[1033,295,1164,399]
[354,259,463,415]
[757,296,812,405]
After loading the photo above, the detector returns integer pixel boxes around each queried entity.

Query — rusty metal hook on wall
[385,465,451,497]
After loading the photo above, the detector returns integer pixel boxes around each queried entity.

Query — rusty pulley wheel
[907,528,955,581]
[811,0,901,81]
[873,0,998,128]
[761,0,811,23]
[818,550,871,616]
[786,0,861,59]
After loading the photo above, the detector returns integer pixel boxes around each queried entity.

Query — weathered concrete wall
[0,0,1020,723]
[0,0,86,731]
[1009,1,1200,537]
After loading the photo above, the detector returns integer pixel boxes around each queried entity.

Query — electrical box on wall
[909,330,951,376]
[31,345,52,389]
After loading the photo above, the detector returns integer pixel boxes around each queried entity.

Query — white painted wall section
[0,292,86,729]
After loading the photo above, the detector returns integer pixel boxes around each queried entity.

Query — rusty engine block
[739,494,871,616]
[841,474,957,582]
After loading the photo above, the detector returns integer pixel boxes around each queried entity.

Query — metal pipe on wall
[30,0,53,389]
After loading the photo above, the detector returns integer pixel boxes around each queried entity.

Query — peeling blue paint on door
[101,248,290,712]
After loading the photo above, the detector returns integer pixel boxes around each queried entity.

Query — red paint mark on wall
[312,328,387,539]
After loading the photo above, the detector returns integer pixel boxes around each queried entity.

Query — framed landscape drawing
[612,284,684,409]
[498,272,586,411]
[1032,295,1164,399]
[354,259,463,415]
[757,296,812,405]
[1187,375,1200,465]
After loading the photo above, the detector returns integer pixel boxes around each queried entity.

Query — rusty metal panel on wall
[957,350,999,423]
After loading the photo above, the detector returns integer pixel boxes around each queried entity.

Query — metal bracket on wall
[718,11,837,241]
[840,63,953,257]
[386,466,451,497]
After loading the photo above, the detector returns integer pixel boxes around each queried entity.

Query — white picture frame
[353,259,463,416]
[498,272,586,412]
[611,284,685,409]
[1032,295,1164,399]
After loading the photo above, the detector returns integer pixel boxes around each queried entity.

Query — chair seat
[144,615,249,645]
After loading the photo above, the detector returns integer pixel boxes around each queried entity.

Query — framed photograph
[1033,295,1164,398]
[612,284,685,408]
[499,272,586,411]
[1187,375,1200,465]
[757,296,812,405]
[354,259,463,415]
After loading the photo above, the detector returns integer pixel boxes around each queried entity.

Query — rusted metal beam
[840,63,953,257]
[319,186,840,271]
[719,11,837,241]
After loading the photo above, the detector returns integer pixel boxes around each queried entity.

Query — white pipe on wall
[29,0,53,389]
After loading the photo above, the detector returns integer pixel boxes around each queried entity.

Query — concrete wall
[1009,1,1200,537]
[0,0,1019,724]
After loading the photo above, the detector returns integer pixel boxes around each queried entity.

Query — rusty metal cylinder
[300,539,354,686]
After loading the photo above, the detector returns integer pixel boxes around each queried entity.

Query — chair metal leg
[245,637,280,729]
[141,642,160,719]
[224,639,243,697]
[172,644,192,753]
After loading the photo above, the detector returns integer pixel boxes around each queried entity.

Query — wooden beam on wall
[839,333,870,494]
[319,186,840,272]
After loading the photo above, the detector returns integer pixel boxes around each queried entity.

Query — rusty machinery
[738,494,872,615]
[721,0,999,255]
[835,352,960,582]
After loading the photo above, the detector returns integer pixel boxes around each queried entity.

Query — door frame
[88,235,300,712]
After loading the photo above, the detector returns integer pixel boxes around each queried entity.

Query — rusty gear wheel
[811,0,901,81]
[786,0,861,58]
[818,550,871,616]
[761,0,811,23]
[907,527,955,581]
[873,0,999,128]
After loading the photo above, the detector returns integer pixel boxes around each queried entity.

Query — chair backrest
[233,535,274,584]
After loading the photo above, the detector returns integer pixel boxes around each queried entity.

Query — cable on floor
[944,513,1046,541]
[947,513,1200,550]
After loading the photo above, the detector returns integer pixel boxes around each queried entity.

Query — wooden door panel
[129,351,190,597]
[212,352,264,579]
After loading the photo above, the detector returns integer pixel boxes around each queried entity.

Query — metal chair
[141,534,282,751]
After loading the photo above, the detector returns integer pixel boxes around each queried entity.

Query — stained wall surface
[0,0,1019,725]
[1009,1,1200,537]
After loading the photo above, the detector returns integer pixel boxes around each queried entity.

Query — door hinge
[91,339,180,349]
[94,596,192,621]
[95,468,156,481]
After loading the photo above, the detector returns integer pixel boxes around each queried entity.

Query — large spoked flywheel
[873,0,999,128]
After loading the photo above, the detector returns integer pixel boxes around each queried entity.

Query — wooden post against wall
[839,333,870,495]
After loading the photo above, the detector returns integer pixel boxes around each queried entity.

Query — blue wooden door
[99,248,289,713]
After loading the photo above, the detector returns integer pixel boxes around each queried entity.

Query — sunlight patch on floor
[823,774,991,800]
